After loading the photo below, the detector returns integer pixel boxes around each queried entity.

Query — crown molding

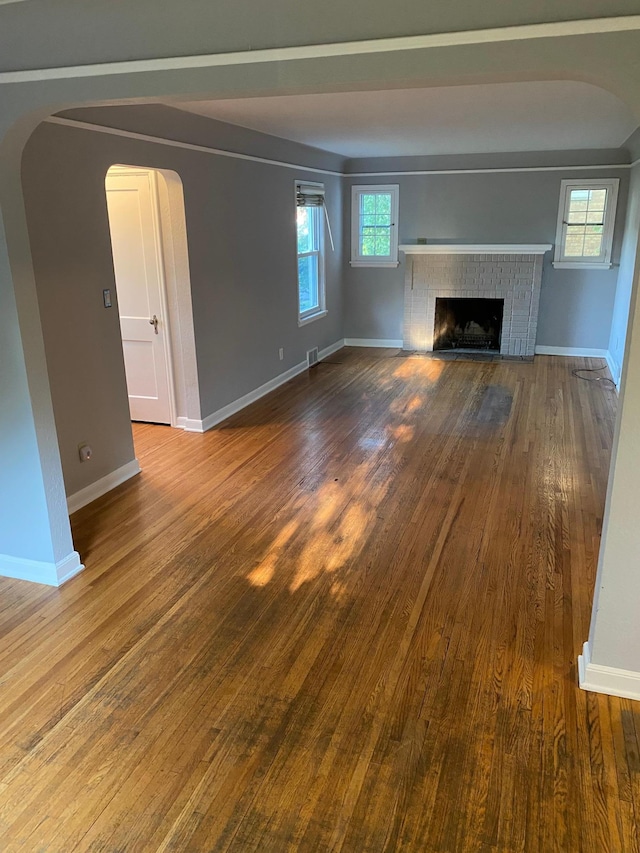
[45,116,634,177]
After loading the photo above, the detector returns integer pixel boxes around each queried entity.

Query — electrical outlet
[78,444,92,462]
[279,348,284,361]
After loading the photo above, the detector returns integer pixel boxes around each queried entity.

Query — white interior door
[106,168,173,424]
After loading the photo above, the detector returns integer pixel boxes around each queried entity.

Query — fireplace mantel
[399,243,552,255]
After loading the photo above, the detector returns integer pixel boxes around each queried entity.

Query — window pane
[375,235,391,255]
[569,189,589,204]
[568,188,608,227]
[565,226,586,257]
[361,235,376,256]
[297,205,320,254]
[568,197,587,223]
[297,207,312,254]
[589,189,607,209]
[586,209,605,224]
[584,224,604,256]
[361,194,377,214]
[583,235,604,256]
[298,254,319,313]
[358,192,392,257]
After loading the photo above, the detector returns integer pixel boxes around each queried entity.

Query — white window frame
[295,180,327,326]
[350,184,400,268]
[553,178,619,270]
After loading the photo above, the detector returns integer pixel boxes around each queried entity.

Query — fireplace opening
[434,298,504,352]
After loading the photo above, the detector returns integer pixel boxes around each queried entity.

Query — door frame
[105,163,200,429]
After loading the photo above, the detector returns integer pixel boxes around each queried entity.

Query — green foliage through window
[296,204,322,316]
[359,193,393,257]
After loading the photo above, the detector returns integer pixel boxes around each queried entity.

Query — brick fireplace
[400,244,551,357]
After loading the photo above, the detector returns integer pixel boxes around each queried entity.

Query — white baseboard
[319,339,346,359]
[534,346,609,358]
[0,550,84,587]
[176,416,204,431]
[67,459,141,514]
[605,351,621,388]
[189,339,345,433]
[344,338,403,348]
[578,641,640,701]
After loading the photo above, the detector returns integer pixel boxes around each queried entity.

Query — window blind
[296,183,325,207]
[296,182,334,251]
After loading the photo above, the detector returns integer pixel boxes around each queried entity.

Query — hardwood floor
[0,348,636,852]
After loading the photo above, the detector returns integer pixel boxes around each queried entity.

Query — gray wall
[344,166,629,348]
[609,164,640,382]
[21,115,343,497]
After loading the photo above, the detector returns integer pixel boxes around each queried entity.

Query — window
[553,179,619,269]
[296,181,326,325]
[351,184,399,267]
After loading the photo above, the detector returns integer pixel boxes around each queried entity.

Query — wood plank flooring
[0,348,637,852]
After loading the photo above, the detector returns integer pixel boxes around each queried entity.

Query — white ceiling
[171,81,637,159]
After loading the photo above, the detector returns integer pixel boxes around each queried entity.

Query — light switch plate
[103,289,112,308]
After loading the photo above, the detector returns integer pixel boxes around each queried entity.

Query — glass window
[554,180,619,268]
[296,183,326,324]
[351,185,399,267]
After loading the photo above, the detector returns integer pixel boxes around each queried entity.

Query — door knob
[149,314,159,334]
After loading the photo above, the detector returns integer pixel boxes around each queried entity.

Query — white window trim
[350,184,400,268]
[295,179,327,326]
[553,178,619,270]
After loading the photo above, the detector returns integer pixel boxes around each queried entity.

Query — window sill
[298,309,327,327]
[552,261,614,270]
[350,260,400,268]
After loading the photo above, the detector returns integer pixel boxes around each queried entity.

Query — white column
[579,253,640,699]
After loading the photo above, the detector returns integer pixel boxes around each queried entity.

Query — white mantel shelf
[399,243,552,255]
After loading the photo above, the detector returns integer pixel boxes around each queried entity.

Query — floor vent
[307,347,319,368]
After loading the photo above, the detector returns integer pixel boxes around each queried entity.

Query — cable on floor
[571,363,617,388]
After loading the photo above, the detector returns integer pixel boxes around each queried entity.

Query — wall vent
[307,347,319,368]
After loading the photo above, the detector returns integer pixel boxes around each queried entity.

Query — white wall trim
[344,338,403,348]
[552,261,614,269]
[46,117,344,178]
[534,346,610,358]
[350,163,631,177]
[153,166,202,425]
[176,415,204,431]
[67,459,141,514]
[578,641,640,701]
[400,243,552,254]
[0,550,84,587]
[606,350,621,387]
[187,339,345,432]
[5,17,640,84]
[46,118,634,178]
[319,339,346,359]
[194,362,308,432]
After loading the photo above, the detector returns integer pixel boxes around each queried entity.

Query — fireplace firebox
[433,298,504,352]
